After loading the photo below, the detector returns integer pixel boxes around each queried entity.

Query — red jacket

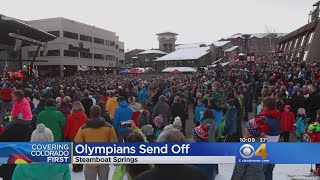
[11,98,32,120]
[64,111,87,139]
[307,131,320,142]
[281,111,295,132]
[0,88,13,101]
[256,109,281,135]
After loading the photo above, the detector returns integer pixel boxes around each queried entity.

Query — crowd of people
[0,58,319,180]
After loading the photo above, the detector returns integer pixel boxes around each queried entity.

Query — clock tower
[157,31,178,53]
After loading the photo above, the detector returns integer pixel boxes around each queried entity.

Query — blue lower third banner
[0,142,71,164]
[1,143,320,164]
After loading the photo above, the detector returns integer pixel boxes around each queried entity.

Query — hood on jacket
[119,101,129,108]
[83,117,111,129]
[259,109,281,120]
[108,96,118,103]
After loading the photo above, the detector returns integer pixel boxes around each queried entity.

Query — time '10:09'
[239,138,267,142]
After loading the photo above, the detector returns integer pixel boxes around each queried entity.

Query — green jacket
[36,106,66,141]
[12,164,71,180]
[112,128,150,180]
[201,118,219,142]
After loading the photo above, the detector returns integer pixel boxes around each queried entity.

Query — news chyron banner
[1,143,320,164]
[0,142,71,164]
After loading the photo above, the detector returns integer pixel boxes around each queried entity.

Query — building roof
[212,41,230,47]
[224,33,287,40]
[137,49,167,55]
[156,30,178,35]
[278,20,319,42]
[175,42,211,50]
[225,46,239,52]
[155,47,210,61]
[161,67,197,73]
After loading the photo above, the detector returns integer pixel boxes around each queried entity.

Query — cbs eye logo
[239,144,268,159]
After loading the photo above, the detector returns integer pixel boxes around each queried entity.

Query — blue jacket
[194,104,205,122]
[139,88,149,103]
[113,101,133,133]
[225,106,237,134]
[295,117,306,133]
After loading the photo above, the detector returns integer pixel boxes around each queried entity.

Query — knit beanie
[192,124,211,142]
[159,95,166,102]
[153,114,163,125]
[173,116,182,130]
[31,124,54,142]
[141,124,154,136]
[246,119,261,137]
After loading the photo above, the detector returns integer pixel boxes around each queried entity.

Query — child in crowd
[255,97,263,118]
[153,115,164,138]
[281,105,295,142]
[294,108,307,142]
[141,124,156,142]
[307,110,320,176]
[194,99,205,126]
[173,116,183,132]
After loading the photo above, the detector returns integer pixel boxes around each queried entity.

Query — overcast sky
[1,0,317,49]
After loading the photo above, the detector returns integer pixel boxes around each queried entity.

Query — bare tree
[265,25,278,56]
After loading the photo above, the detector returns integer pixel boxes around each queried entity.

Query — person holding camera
[113,96,133,142]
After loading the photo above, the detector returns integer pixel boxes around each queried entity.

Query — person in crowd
[293,90,305,115]
[200,109,219,142]
[192,124,217,179]
[0,82,13,122]
[231,120,265,180]
[139,86,149,109]
[99,91,109,103]
[55,97,62,108]
[112,121,153,180]
[255,97,263,117]
[141,124,156,142]
[59,96,72,118]
[194,99,205,126]
[36,98,66,142]
[173,116,183,132]
[154,114,164,138]
[75,105,118,179]
[11,90,32,121]
[80,90,93,117]
[281,105,295,142]
[128,96,141,125]
[43,87,53,99]
[106,90,118,120]
[171,96,186,134]
[32,98,46,116]
[307,110,320,176]
[306,85,320,122]
[32,91,41,109]
[225,99,238,142]
[97,101,112,124]
[12,124,71,180]
[63,101,87,142]
[135,126,209,180]
[295,108,308,142]
[152,95,170,126]
[113,96,133,142]
[209,82,226,128]
[275,93,283,111]
[138,110,150,128]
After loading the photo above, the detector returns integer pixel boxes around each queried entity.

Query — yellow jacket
[74,118,118,166]
[106,97,118,119]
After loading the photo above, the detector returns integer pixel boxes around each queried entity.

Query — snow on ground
[71,164,319,180]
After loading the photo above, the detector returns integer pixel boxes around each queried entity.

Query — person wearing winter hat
[12,124,71,180]
[153,114,164,138]
[192,124,211,142]
[246,119,262,138]
[141,124,156,142]
[152,95,171,125]
[173,116,182,131]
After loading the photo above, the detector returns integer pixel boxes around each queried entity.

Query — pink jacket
[11,98,32,120]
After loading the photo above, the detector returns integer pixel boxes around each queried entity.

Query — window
[80,35,92,42]
[28,51,38,57]
[303,51,309,61]
[94,54,104,60]
[40,50,60,56]
[297,52,300,58]
[64,50,78,57]
[288,40,292,50]
[94,38,104,44]
[300,35,306,47]
[294,38,299,48]
[119,49,124,53]
[116,45,119,49]
[63,31,78,40]
[80,52,92,59]
[110,41,115,46]
[105,40,111,46]
[106,55,115,60]
[308,31,314,44]
[47,31,60,37]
